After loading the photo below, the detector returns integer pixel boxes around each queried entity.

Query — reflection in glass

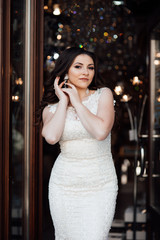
[10,0,26,239]
[150,25,160,213]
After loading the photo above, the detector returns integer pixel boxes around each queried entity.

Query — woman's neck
[76,87,89,101]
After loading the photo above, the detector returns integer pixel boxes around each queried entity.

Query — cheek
[68,68,78,78]
[90,71,95,79]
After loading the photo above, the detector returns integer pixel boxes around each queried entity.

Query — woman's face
[67,54,95,89]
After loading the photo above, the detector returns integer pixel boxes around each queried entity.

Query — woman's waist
[59,138,111,159]
[50,155,117,183]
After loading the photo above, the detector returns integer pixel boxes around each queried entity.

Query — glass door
[149,23,160,213]
[10,0,44,239]
[10,1,26,238]
[0,0,44,239]
[149,21,160,239]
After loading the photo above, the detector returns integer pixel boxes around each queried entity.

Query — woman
[41,47,118,240]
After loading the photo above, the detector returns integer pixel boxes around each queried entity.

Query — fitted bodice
[48,88,117,190]
[59,137,112,160]
[48,88,114,160]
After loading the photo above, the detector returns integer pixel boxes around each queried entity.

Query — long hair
[36,47,105,124]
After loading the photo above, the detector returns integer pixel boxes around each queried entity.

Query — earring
[64,74,68,81]
[64,74,68,88]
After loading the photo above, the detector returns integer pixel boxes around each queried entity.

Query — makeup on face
[67,54,95,89]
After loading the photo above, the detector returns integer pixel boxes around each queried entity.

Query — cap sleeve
[48,103,58,114]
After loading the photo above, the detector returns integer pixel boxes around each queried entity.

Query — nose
[82,67,89,75]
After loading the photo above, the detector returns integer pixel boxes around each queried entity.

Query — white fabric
[48,88,118,240]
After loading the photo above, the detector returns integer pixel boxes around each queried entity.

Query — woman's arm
[76,88,115,140]
[42,77,69,145]
[63,86,115,141]
[42,100,68,145]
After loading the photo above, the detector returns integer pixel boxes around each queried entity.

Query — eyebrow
[74,62,94,66]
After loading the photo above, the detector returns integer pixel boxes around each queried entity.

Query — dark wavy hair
[36,47,105,124]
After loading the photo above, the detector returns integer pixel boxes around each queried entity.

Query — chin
[76,85,89,89]
[78,82,91,88]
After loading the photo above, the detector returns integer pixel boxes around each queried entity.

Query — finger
[56,76,60,81]
[62,88,71,95]
[59,81,65,88]
[65,82,76,90]
[54,76,60,87]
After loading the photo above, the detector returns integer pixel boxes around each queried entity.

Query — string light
[157,89,160,102]
[157,96,160,102]
[132,76,141,85]
[121,94,132,102]
[114,85,123,95]
[104,32,108,37]
[113,34,118,39]
[44,5,48,10]
[113,1,124,6]
[15,78,23,85]
[53,4,61,15]
[44,0,146,93]
[156,52,160,58]
[115,65,119,70]
[154,59,160,65]
[57,35,62,40]
[58,23,64,28]
[53,53,59,59]
[12,95,19,102]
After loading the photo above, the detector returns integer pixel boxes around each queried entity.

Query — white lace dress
[48,88,118,240]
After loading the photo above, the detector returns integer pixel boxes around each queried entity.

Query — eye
[74,65,81,69]
[88,67,95,70]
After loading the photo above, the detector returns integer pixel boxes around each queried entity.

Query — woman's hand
[54,77,69,105]
[62,83,81,108]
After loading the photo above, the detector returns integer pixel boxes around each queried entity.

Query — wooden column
[28,0,43,239]
[0,0,11,239]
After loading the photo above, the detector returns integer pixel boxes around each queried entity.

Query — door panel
[0,0,44,239]
[149,23,160,239]
[10,0,26,238]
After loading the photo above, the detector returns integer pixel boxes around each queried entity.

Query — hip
[49,156,118,193]
[49,175,118,195]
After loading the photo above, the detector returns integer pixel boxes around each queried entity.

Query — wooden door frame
[0,0,44,239]
[29,0,44,239]
[0,1,1,236]
[147,6,160,238]
[0,0,11,238]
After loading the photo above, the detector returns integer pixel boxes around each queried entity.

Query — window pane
[10,0,26,239]
[150,25,160,212]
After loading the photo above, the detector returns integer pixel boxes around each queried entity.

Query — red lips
[79,78,89,81]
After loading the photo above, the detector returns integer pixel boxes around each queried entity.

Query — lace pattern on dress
[48,103,58,114]
[47,88,113,121]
